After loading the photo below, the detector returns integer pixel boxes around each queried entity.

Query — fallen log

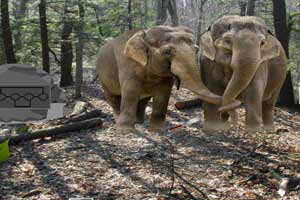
[65,109,107,123]
[175,99,202,110]
[0,118,103,145]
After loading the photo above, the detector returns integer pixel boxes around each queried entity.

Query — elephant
[199,15,288,132]
[96,26,239,133]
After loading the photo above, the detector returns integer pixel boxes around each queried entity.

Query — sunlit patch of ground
[1,82,299,200]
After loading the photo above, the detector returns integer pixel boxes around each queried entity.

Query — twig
[232,142,265,165]
[173,170,210,200]
[180,184,198,200]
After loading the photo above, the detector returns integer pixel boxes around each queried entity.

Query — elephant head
[124,26,239,106]
[200,16,282,111]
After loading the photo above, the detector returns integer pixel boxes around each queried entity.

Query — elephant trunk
[171,58,222,105]
[220,47,261,111]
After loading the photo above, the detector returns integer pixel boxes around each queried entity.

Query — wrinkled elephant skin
[199,16,288,132]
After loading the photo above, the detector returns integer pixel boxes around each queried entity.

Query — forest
[0,0,300,199]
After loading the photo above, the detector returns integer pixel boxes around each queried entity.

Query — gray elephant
[96,26,239,133]
[199,16,288,132]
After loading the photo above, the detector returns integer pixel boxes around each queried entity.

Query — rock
[71,101,87,116]
[0,129,11,135]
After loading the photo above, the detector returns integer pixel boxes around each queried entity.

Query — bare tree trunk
[156,0,169,25]
[128,0,133,30]
[272,0,295,107]
[0,23,6,64]
[143,0,148,28]
[39,0,50,73]
[190,0,196,15]
[239,0,247,16]
[13,0,29,52]
[168,0,179,26]
[246,0,256,16]
[196,0,207,45]
[75,0,84,98]
[93,6,104,37]
[60,3,73,87]
[1,0,16,63]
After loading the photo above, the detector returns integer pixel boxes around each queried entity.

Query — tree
[128,0,132,30]
[239,0,247,16]
[13,0,29,52]
[0,21,6,64]
[39,0,50,73]
[143,0,148,28]
[195,0,208,45]
[246,0,256,16]
[156,0,179,27]
[1,0,16,63]
[272,0,295,107]
[75,0,85,98]
[60,2,74,87]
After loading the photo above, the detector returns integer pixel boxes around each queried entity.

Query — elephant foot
[116,125,139,134]
[136,117,145,125]
[246,125,263,133]
[148,121,165,132]
[263,124,275,133]
[113,114,120,122]
[204,121,230,132]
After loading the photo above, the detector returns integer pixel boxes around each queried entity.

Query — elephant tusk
[218,99,242,112]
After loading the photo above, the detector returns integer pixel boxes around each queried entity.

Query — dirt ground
[0,82,300,200]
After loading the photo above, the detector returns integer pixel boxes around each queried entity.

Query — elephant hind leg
[262,91,280,132]
[102,85,121,120]
[136,97,151,124]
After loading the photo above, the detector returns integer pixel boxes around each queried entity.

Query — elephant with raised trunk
[96,26,239,133]
[200,15,288,132]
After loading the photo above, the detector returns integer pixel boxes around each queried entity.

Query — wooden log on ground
[0,118,103,145]
[65,109,106,123]
[175,99,202,110]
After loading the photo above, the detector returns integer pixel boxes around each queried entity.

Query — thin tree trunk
[246,0,256,16]
[128,0,132,30]
[75,0,84,98]
[60,3,73,87]
[0,23,6,64]
[156,0,179,26]
[1,0,16,63]
[156,0,169,25]
[196,0,207,45]
[93,6,104,37]
[13,0,29,52]
[39,0,50,73]
[272,0,295,107]
[168,0,179,26]
[239,0,247,16]
[143,0,148,28]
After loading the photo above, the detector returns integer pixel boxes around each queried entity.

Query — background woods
[0,0,300,106]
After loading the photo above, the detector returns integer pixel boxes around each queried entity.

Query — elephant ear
[200,31,216,61]
[124,31,149,67]
[261,34,281,61]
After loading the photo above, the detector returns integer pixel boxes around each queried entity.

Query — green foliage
[0,139,10,163]
[7,0,156,69]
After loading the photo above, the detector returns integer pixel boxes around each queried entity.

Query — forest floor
[1,80,300,200]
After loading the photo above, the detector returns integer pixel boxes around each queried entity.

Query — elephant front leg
[203,102,230,131]
[149,81,173,132]
[243,68,266,132]
[116,80,141,133]
[243,87,264,133]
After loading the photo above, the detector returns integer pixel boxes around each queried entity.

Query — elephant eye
[261,40,266,47]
